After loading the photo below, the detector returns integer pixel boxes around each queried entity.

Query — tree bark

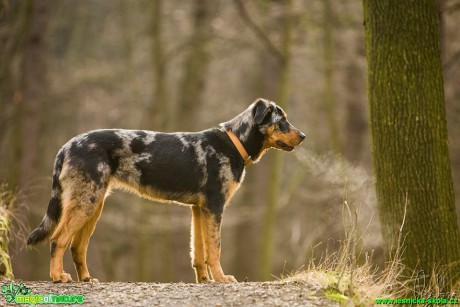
[363,0,460,286]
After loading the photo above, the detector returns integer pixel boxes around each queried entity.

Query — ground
[3,281,339,306]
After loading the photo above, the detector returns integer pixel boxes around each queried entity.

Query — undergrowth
[285,197,460,305]
[284,199,409,306]
[0,183,16,280]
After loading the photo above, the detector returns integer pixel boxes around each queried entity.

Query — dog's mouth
[276,141,295,151]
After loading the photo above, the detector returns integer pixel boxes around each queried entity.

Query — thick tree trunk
[363,0,460,286]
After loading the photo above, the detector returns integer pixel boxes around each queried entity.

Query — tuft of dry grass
[284,194,460,305]
[284,199,410,305]
[285,247,408,305]
[0,183,17,280]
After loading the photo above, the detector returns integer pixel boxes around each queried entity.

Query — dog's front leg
[202,209,237,283]
[190,206,211,283]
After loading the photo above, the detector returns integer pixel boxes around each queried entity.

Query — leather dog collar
[225,130,252,166]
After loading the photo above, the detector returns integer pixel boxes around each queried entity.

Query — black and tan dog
[27,98,305,283]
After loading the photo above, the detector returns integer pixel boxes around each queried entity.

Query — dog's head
[221,98,305,163]
[252,98,305,152]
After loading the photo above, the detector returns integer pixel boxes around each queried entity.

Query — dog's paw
[214,274,237,283]
[52,272,73,283]
[82,276,99,283]
[198,275,212,283]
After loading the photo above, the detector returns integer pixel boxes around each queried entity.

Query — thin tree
[151,0,169,131]
[234,0,294,280]
[363,0,460,287]
[323,0,342,154]
[149,0,174,281]
[19,0,49,188]
[177,0,215,131]
[260,0,293,280]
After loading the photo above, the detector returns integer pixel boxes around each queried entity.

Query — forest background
[1,0,460,283]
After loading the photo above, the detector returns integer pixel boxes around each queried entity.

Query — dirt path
[3,281,338,306]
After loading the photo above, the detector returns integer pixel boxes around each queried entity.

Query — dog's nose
[299,132,306,140]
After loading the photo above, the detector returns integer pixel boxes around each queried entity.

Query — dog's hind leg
[70,198,105,283]
[190,206,211,283]
[202,209,237,283]
[49,202,90,283]
[49,183,107,283]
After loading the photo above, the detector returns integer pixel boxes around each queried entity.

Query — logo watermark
[1,281,84,305]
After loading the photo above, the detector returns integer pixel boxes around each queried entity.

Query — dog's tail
[27,150,65,246]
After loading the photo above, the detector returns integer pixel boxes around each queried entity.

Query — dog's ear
[253,99,272,124]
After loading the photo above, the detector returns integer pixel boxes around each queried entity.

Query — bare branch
[233,0,284,64]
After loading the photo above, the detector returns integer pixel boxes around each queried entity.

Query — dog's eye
[278,121,289,132]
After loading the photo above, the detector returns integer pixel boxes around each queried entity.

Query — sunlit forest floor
[14,281,338,306]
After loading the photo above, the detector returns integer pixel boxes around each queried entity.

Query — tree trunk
[363,0,460,287]
[260,0,293,280]
[17,0,49,188]
[151,0,169,131]
[0,1,29,183]
[344,55,367,163]
[323,0,342,154]
[177,0,214,131]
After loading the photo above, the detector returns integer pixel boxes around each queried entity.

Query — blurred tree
[323,0,342,154]
[364,0,460,287]
[344,50,367,163]
[0,184,15,280]
[0,1,29,183]
[15,0,49,187]
[149,0,175,282]
[0,0,50,280]
[177,0,215,131]
[119,1,152,282]
[234,0,297,280]
[0,1,13,141]
[260,0,293,280]
[151,0,169,131]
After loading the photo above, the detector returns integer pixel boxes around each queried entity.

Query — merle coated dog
[27,98,305,283]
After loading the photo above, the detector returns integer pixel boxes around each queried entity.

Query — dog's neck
[225,130,252,166]
[222,126,266,165]
[221,109,267,164]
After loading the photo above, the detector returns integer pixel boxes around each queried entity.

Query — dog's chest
[223,169,245,206]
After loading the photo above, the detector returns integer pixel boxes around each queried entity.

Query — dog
[27,98,305,283]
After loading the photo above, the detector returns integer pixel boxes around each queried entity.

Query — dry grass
[285,195,460,305]
[284,199,410,305]
[285,242,408,305]
[0,183,17,280]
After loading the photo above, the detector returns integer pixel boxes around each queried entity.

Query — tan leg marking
[50,202,89,283]
[202,211,237,283]
[191,206,211,283]
[71,199,104,283]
